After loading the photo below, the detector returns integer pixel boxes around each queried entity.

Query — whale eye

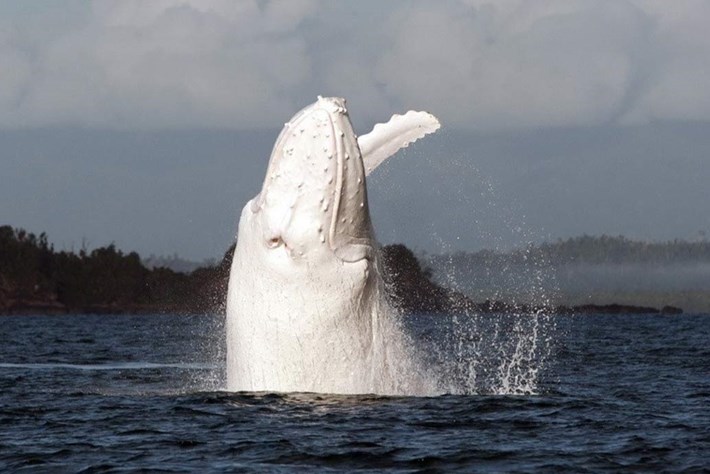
[266,236,282,249]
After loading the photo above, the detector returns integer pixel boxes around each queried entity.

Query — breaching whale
[226,96,440,394]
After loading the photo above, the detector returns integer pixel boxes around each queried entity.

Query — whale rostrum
[226,96,441,394]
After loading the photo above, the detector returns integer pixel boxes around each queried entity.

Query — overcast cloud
[1,0,710,130]
[1,1,709,259]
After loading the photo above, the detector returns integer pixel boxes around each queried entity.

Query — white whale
[226,96,440,395]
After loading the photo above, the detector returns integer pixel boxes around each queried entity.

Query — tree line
[0,226,230,314]
[435,234,710,267]
[0,226,469,315]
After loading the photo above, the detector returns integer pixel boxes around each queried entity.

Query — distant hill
[0,225,230,315]
[0,226,698,315]
[431,234,710,267]
[426,235,710,313]
[142,254,215,273]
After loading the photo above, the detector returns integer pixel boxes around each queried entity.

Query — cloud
[0,0,709,130]
[385,0,710,129]
[377,1,648,129]
[1,0,319,129]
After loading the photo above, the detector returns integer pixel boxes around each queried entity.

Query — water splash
[413,226,557,395]
[369,145,558,396]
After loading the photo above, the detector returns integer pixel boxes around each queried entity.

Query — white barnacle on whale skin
[226,96,441,395]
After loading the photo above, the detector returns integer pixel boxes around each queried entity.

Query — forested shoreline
[0,226,699,315]
[0,226,229,315]
[429,234,710,268]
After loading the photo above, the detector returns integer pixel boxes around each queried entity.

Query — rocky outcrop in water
[380,244,472,313]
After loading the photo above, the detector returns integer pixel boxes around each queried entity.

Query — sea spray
[415,236,557,395]
[369,146,558,395]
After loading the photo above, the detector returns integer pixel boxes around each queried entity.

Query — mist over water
[556,262,710,292]
[430,261,710,294]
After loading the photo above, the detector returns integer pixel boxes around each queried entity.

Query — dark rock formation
[560,304,661,315]
[661,305,684,315]
[381,244,475,314]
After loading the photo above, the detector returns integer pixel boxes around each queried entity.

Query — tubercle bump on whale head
[248,97,373,263]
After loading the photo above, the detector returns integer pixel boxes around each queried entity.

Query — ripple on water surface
[0,313,708,472]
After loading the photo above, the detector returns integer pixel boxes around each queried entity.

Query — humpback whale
[226,97,440,394]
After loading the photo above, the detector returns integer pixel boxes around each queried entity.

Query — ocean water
[0,313,708,472]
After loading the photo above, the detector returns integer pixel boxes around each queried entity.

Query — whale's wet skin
[226,97,441,394]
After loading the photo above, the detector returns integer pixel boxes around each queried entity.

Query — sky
[1,0,709,260]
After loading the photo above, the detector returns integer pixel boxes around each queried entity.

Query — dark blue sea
[1,313,708,472]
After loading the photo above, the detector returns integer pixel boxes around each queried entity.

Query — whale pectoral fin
[358,110,441,176]
[333,241,374,263]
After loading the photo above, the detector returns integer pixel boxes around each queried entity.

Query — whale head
[244,96,374,266]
